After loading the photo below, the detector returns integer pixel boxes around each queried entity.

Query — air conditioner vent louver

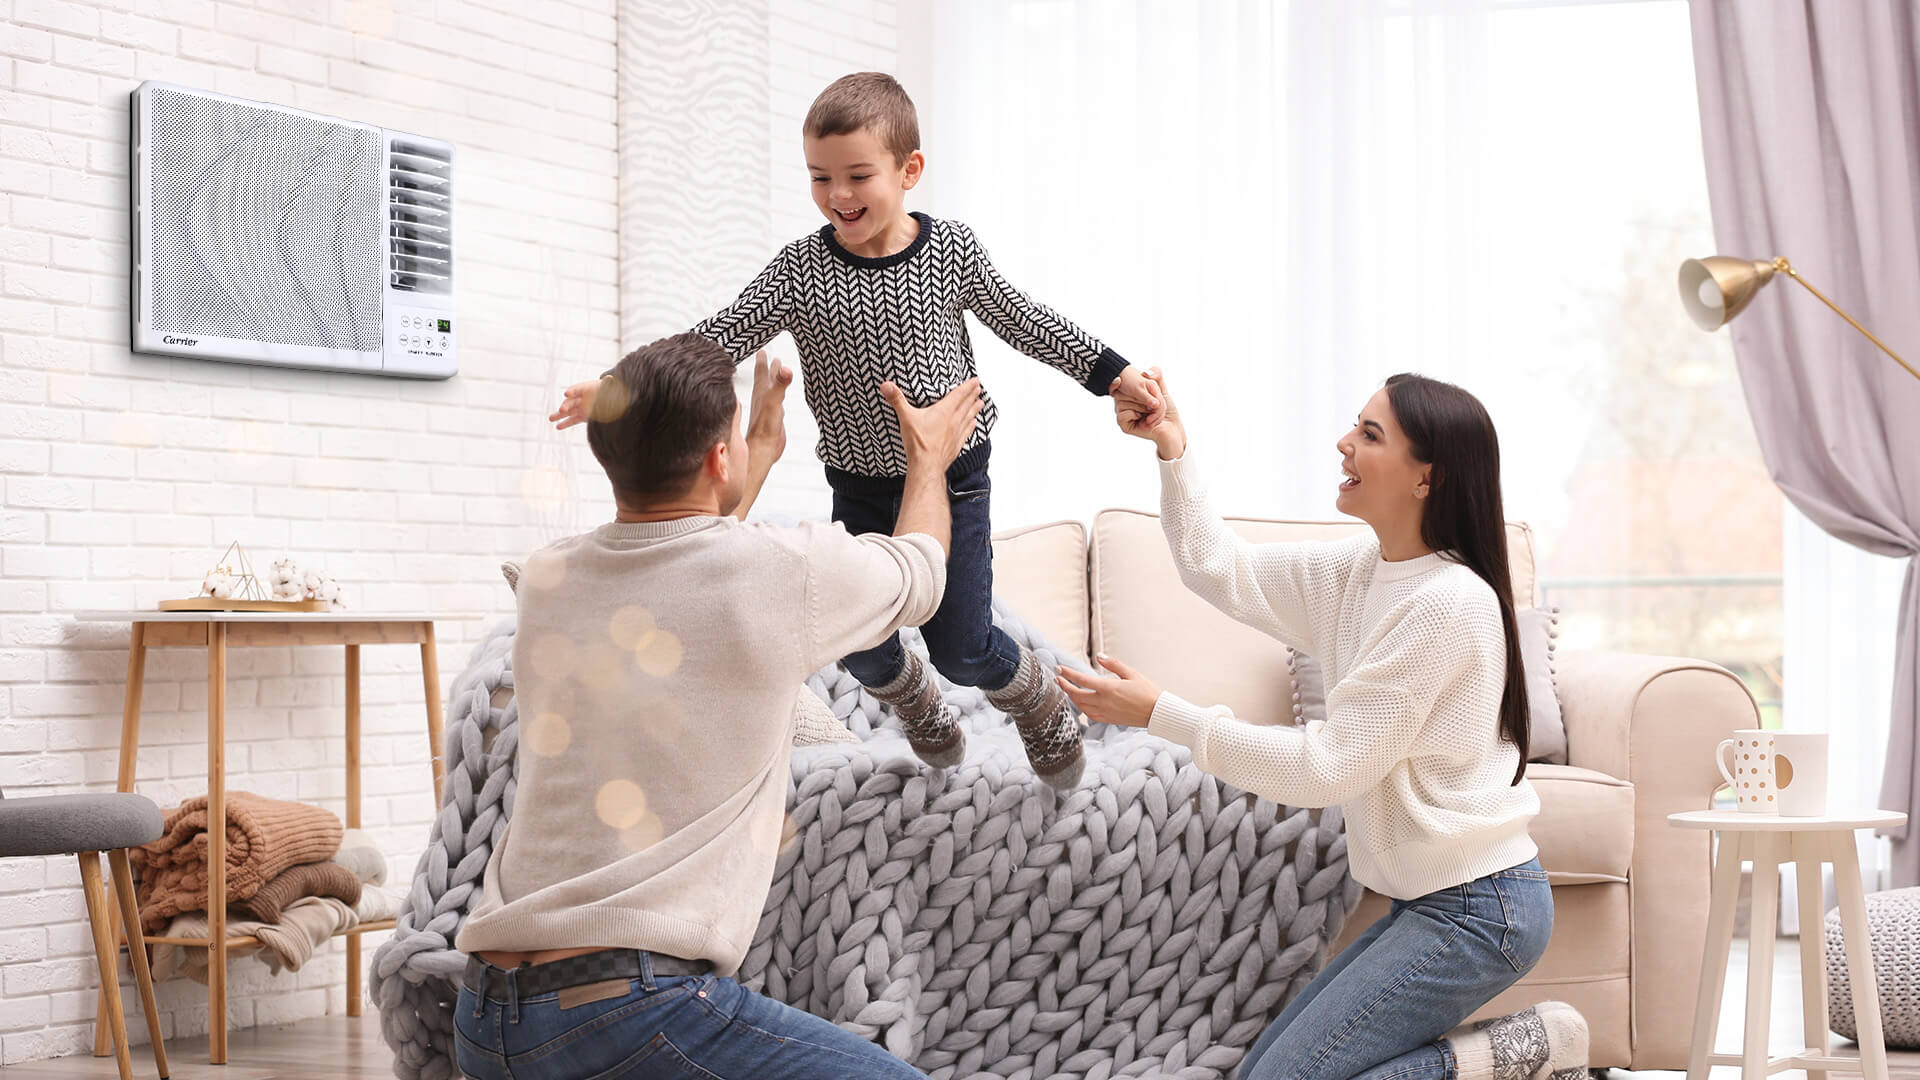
[389,139,451,294]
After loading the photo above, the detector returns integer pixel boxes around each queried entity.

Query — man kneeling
[454,333,981,1079]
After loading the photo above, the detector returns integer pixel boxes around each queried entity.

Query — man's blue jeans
[1239,858,1555,1080]
[455,955,926,1079]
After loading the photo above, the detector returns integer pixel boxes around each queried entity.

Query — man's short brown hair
[804,72,919,164]
[587,333,736,503]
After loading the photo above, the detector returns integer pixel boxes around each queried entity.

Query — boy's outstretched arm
[551,249,798,430]
[690,246,797,363]
[962,225,1160,423]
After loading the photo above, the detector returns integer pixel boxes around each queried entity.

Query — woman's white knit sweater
[1146,453,1540,900]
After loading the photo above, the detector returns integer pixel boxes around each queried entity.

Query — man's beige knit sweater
[455,517,946,974]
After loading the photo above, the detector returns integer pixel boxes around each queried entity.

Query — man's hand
[1056,654,1163,729]
[550,379,601,431]
[1113,366,1186,461]
[746,350,794,462]
[1109,365,1165,428]
[881,378,984,472]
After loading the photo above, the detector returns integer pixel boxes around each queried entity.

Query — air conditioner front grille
[146,86,383,349]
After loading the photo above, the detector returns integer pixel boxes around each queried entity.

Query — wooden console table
[73,611,467,1064]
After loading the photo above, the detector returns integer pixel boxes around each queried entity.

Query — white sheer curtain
[1780,508,1908,930]
[923,0,1720,545]
[924,0,1920,932]
[925,1,1379,527]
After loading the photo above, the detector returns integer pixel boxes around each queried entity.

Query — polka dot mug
[1716,729,1780,813]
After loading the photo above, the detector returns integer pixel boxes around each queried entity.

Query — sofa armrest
[1555,649,1758,1070]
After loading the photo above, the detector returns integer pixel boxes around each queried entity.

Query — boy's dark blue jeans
[825,444,1022,694]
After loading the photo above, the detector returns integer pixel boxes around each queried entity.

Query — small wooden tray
[158,597,328,613]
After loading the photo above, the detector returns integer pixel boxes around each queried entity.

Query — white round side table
[1670,809,1907,1080]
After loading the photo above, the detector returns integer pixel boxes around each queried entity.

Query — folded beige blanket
[131,792,342,932]
[150,884,409,984]
[233,861,362,925]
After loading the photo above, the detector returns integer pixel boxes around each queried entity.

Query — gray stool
[0,791,170,1080]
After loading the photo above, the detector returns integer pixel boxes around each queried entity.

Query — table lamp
[1677,256,1919,382]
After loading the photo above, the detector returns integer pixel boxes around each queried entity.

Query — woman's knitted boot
[1446,1001,1589,1080]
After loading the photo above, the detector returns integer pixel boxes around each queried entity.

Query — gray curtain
[1690,1,1920,881]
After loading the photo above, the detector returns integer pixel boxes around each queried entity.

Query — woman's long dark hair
[1384,373,1530,784]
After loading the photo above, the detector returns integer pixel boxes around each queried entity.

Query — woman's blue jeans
[1239,858,1555,1080]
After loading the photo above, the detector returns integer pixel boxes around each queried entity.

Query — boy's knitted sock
[1446,1001,1589,1080]
[865,652,965,769]
[984,648,1085,790]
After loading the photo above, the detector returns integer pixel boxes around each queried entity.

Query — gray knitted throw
[371,604,1361,1080]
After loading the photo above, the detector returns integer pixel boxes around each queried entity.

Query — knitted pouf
[1826,886,1920,1048]
[371,604,1362,1080]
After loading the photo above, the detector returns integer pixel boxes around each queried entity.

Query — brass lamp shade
[1675,254,1918,380]
[1678,256,1778,331]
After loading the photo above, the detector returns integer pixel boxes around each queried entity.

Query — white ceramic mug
[1770,731,1829,817]
[1717,729,1778,812]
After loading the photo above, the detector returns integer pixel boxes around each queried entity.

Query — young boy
[552,72,1161,789]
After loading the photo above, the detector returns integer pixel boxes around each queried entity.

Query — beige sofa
[987,511,1757,1071]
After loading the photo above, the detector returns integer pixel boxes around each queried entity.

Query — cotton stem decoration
[268,558,346,611]
[192,544,346,611]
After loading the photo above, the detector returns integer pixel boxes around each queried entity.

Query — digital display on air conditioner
[438,319,451,332]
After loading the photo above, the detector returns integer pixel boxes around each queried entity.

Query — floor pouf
[1825,885,1920,1047]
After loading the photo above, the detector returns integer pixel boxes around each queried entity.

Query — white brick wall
[0,0,910,1064]
[0,0,622,1063]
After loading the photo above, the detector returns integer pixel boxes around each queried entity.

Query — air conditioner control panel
[385,306,456,377]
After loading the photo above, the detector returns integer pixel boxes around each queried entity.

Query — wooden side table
[1671,809,1907,1080]
[74,611,463,1065]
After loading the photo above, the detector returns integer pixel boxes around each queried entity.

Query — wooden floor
[5,1015,392,1079]
[16,940,1920,1079]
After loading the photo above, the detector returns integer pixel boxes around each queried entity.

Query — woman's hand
[1056,654,1163,729]
[550,379,601,430]
[1113,367,1186,461]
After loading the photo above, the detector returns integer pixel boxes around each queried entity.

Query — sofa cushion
[1091,510,1301,728]
[1527,764,1634,883]
[991,519,1090,662]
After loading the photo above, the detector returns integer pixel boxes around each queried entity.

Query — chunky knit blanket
[371,607,1360,1080]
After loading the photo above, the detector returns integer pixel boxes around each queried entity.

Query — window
[928,0,1780,723]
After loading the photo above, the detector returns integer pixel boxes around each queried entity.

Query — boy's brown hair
[804,72,919,164]
[587,333,736,503]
